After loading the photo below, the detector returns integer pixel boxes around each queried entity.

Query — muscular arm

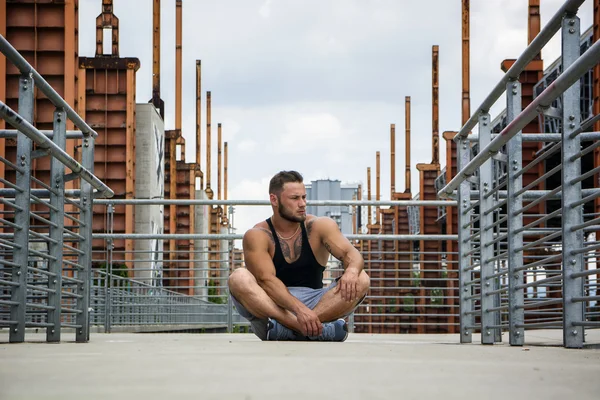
[317,217,365,301]
[318,218,364,274]
[242,229,305,314]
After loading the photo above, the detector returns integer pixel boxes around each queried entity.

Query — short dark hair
[269,171,303,195]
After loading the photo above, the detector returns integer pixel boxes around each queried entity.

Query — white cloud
[237,139,257,153]
[279,112,343,151]
[259,0,273,19]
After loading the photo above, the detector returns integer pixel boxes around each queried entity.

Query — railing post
[458,137,473,343]
[47,108,66,342]
[76,133,95,342]
[506,79,524,346]
[104,204,114,334]
[478,111,498,344]
[10,74,34,343]
[561,13,585,349]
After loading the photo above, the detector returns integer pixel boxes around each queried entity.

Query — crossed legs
[228,268,370,334]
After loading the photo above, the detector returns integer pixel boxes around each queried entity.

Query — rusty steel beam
[367,167,372,226]
[218,123,222,201]
[390,124,395,195]
[462,0,470,126]
[432,45,439,165]
[529,0,541,49]
[95,0,119,57]
[175,0,182,130]
[151,0,164,117]
[357,183,362,233]
[405,96,411,193]
[206,91,213,199]
[125,67,136,269]
[169,132,177,269]
[224,141,228,218]
[376,151,381,225]
[196,60,202,182]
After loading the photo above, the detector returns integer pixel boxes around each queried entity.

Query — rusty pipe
[390,123,395,196]
[432,45,439,164]
[405,96,411,193]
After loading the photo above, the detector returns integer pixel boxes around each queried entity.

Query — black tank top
[266,218,325,289]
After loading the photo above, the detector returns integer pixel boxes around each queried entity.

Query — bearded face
[278,196,306,222]
[273,182,307,222]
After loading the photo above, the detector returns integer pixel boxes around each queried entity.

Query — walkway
[1,330,599,399]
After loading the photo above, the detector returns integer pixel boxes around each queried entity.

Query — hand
[295,307,323,337]
[335,269,360,302]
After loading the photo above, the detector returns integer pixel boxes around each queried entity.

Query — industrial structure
[1,0,599,343]
[0,0,231,299]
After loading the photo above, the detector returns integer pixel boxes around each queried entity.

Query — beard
[278,201,306,223]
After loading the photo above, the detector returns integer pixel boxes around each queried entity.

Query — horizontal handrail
[94,199,456,206]
[94,233,458,240]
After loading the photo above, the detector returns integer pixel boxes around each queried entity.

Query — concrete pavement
[1,330,599,400]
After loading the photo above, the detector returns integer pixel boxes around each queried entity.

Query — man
[228,170,370,341]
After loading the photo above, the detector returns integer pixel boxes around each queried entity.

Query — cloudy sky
[78,0,594,234]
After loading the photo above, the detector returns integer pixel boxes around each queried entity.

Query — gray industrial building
[305,179,360,235]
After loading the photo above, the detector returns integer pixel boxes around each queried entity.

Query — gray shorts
[231,279,346,340]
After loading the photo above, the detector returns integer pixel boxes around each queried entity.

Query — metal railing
[89,198,459,335]
[0,34,113,343]
[440,2,599,348]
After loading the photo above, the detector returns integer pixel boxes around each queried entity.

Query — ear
[269,193,278,207]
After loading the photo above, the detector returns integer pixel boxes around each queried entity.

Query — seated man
[228,170,370,341]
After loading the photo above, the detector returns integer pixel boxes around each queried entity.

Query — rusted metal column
[357,184,362,233]
[529,0,541,59]
[367,167,372,226]
[432,45,439,165]
[224,141,228,218]
[175,0,182,131]
[151,0,164,117]
[206,91,213,198]
[462,0,470,126]
[125,68,136,270]
[366,167,373,333]
[405,96,411,193]
[376,151,381,225]
[169,134,177,270]
[390,124,396,195]
[218,123,222,201]
[196,60,202,187]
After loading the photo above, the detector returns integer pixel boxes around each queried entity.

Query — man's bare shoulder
[305,215,338,231]
[243,223,274,249]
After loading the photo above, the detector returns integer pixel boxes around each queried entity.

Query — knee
[228,268,255,293]
[358,270,370,294]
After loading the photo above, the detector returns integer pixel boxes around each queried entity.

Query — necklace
[276,224,301,240]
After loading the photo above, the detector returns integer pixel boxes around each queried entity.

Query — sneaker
[309,319,348,342]
[266,318,297,341]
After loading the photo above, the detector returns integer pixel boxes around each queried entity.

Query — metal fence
[440,0,600,348]
[89,198,458,336]
[0,34,113,343]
